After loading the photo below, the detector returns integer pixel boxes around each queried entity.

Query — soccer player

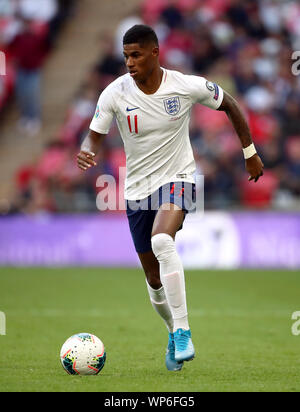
[77,25,264,371]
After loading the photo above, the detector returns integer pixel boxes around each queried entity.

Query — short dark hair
[123,24,158,47]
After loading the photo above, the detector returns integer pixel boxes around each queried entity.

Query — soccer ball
[60,333,106,375]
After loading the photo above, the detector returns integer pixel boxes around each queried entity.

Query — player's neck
[135,66,163,95]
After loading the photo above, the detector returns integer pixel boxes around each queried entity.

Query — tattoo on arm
[218,92,253,148]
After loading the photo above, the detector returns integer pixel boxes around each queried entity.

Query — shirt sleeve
[89,86,115,134]
[188,75,224,110]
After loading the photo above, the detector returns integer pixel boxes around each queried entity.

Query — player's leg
[137,250,174,333]
[126,202,176,337]
[138,248,183,372]
[126,199,183,371]
[151,203,195,362]
[151,203,189,332]
[134,229,183,371]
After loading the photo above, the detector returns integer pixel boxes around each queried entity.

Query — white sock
[151,233,189,332]
[146,281,174,333]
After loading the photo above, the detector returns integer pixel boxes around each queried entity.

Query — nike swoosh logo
[126,107,139,112]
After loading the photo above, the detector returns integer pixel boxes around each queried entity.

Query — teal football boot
[166,332,183,371]
[173,328,195,362]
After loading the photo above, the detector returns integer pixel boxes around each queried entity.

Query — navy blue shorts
[126,182,195,254]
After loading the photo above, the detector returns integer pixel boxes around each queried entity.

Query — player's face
[123,43,159,83]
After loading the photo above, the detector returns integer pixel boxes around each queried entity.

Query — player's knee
[151,233,174,261]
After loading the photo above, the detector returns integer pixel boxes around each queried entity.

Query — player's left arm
[218,91,264,182]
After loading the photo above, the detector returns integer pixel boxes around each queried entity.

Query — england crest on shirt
[163,96,181,116]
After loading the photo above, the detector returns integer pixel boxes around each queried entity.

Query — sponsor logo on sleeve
[206,81,219,100]
[206,81,215,91]
[213,83,219,100]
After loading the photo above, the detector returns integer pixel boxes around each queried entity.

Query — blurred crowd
[4,0,300,213]
[0,0,76,134]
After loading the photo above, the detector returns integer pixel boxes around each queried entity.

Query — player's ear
[152,46,159,57]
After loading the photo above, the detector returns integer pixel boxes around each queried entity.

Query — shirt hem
[89,125,109,135]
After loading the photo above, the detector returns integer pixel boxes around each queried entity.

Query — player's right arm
[77,82,116,171]
[77,130,106,171]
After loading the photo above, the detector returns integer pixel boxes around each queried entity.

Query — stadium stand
[0,0,75,125]
[2,0,300,213]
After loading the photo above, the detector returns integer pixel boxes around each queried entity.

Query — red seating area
[8,0,300,213]
[0,18,50,110]
[0,0,75,113]
[0,17,17,111]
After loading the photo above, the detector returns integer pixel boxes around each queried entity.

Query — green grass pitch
[0,267,299,392]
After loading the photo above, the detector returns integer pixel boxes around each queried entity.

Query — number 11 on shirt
[127,115,138,134]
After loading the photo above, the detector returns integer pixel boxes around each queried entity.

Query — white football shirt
[90,68,224,200]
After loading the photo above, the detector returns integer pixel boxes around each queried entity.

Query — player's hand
[77,150,97,171]
[245,154,264,183]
